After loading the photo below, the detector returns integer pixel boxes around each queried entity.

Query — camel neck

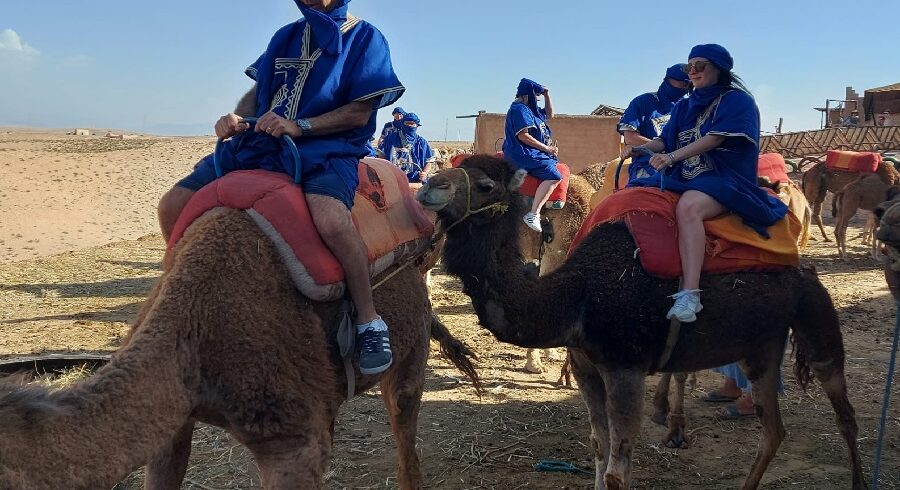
[441,212,584,348]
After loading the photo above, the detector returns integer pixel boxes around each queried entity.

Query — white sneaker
[666,289,703,322]
[523,212,542,232]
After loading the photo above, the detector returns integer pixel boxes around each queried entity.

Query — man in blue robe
[618,64,691,180]
[379,113,435,184]
[376,106,406,150]
[157,0,404,375]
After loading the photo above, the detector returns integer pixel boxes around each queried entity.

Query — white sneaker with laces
[666,289,703,322]
[523,212,542,232]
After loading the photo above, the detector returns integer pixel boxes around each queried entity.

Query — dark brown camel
[416,155,865,490]
[0,207,479,490]
[802,160,899,241]
[872,187,900,298]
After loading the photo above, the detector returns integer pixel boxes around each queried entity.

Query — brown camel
[832,173,900,259]
[0,207,479,490]
[874,186,900,299]
[802,160,899,241]
[416,155,866,490]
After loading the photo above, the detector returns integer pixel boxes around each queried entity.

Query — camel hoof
[524,363,545,374]
[604,473,627,490]
[542,348,564,361]
[664,431,690,449]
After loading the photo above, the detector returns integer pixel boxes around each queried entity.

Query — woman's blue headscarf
[392,106,406,116]
[400,113,421,141]
[516,78,546,117]
[681,44,740,125]
[292,0,351,56]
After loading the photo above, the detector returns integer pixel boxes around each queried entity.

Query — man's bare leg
[307,194,391,374]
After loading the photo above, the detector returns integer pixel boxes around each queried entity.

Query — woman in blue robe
[378,113,435,183]
[618,64,690,180]
[629,44,788,323]
[502,78,560,233]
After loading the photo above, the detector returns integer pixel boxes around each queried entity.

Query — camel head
[416,155,526,228]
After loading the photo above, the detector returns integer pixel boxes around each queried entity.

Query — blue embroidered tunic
[379,130,434,182]
[628,88,787,236]
[213,2,404,189]
[502,101,560,181]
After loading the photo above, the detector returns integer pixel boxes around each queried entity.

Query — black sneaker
[357,319,393,375]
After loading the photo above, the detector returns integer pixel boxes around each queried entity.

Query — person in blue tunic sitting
[629,44,788,323]
[156,0,404,375]
[375,106,405,150]
[618,64,691,180]
[502,78,559,233]
[379,112,435,186]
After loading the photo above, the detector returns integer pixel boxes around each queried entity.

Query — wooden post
[776,117,783,134]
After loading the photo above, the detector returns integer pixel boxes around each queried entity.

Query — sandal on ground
[701,390,740,403]
[714,403,756,420]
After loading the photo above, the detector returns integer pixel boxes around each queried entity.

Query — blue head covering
[688,44,733,72]
[401,113,421,126]
[658,63,690,104]
[293,0,351,56]
[516,78,546,118]
[666,63,690,83]
[392,106,406,116]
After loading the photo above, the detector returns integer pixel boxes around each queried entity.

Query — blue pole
[871,300,900,488]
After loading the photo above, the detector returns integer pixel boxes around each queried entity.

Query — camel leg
[738,342,786,490]
[664,372,689,449]
[543,348,563,361]
[569,351,610,489]
[524,348,545,373]
[144,421,195,490]
[687,371,698,392]
[380,357,426,490]
[601,369,645,490]
[812,200,831,241]
[249,436,332,490]
[651,373,671,426]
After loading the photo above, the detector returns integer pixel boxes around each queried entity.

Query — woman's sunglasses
[682,61,709,74]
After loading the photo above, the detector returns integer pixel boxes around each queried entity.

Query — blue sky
[1,0,897,140]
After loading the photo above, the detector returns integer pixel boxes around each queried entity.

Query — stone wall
[474,113,621,173]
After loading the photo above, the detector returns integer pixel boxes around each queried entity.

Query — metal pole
[871,300,900,488]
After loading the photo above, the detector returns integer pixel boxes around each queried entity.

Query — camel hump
[167,161,434,301]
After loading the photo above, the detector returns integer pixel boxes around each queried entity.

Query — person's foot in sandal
[715,395,756,419]
[702,377,743,403]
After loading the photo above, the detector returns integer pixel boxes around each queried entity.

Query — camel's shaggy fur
[0,207,479,490]
[418,155,866,490]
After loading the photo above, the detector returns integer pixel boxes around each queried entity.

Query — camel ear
[508,169,527,191]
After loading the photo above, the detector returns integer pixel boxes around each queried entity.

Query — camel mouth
[416,184,452,211]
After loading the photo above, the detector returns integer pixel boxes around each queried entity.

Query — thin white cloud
[62,54,93,67]
[0,28,40,58]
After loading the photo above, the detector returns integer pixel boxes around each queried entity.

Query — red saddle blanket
[167,158,434,301]
[825,150,882,174]
[569,187,802,278]
[757,153,791,183]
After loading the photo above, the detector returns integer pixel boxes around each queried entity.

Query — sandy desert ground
[0,130,898,489]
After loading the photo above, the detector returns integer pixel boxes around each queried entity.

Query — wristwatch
[297,118,312,136]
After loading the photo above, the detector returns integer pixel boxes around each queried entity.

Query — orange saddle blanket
[167,158,435,301]
[825,150,882,174]
[569,187,802,279]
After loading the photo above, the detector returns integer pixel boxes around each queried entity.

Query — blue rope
[871,299,900,488]
[212,116,303,184]
[533,459,592,477]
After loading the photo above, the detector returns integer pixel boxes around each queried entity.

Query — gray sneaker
[357,319,393,375]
